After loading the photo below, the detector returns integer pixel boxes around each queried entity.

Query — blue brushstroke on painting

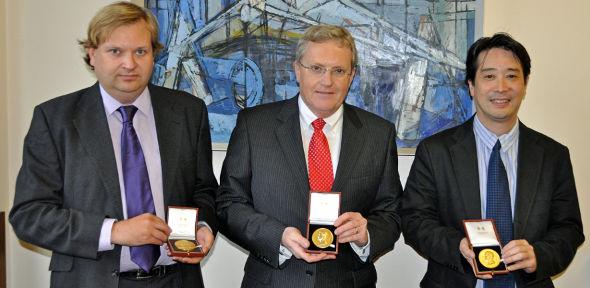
[146,0,478,148]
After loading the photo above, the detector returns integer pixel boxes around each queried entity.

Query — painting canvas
[146,0,479,152]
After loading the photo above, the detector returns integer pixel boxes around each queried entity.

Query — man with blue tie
[401,33,584,287]
[9,2,217,287]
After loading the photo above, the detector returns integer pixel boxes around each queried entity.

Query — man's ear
[293,60,301,83]
[88,47,97,68]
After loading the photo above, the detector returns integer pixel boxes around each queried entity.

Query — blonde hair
[295,25,357,68]
[78,1,163,69]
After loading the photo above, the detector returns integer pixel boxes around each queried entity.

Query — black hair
[465,32,531,86]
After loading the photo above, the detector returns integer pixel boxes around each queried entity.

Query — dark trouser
[118,265,182,288]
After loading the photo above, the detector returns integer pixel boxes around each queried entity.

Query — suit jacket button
[306,270,313,276]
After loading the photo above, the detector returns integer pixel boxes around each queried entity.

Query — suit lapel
[449,119,482,219]
[332,105,365,192]
[72,83,123,218]
[513,123,543,238]
[150,85,182,208]
[275,97,309,191]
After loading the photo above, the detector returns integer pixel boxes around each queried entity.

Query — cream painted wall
[3,0,588,287]
[4,1,125,287]
[0,0,8,211]
[483,1,590,286]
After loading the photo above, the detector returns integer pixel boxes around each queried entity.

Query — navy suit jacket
[402,118,584,288]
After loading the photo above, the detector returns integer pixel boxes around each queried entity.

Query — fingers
[281,227,309,258]
[172,255,204,264]
[196,225,215,255]
[334,212,368,246]
[282,227,309,249]
[460,238,537,278]
[459,238,475,260]
[459,238,493,279]
[281,227,335,263]
[300,252,336,262]
[168,246,204,264]
[476,272,493,279]
[111,213,171,246]
[502,240,537,273]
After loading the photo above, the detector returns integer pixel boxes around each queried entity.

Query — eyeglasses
[298,61,353,78]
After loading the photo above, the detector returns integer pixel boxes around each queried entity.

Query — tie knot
[493,140,502,152]
[118,105,138,123]
[312,118,326,131]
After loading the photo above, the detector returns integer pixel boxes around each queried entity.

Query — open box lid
[168,206,197,239]
[464,219,501,247]
[309,192,340,224]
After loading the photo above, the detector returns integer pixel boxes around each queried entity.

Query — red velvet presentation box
[167,206,204,257]
[306,191,341,255]
[463,219,509,276]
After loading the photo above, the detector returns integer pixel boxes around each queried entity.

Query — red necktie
[308,118,334,192]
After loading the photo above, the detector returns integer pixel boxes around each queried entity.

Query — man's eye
[310,65,324,73]
[108,49,120,55]
[483,74,495,80]
[333,68,346,75]
[136,49,147,56]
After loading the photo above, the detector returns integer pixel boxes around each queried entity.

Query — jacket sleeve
[216,111,287,268]
[190,100,219,234]
[401,140,467,273]
[520,147,584,283]
[366,125,403,262]
[9,106,104,259]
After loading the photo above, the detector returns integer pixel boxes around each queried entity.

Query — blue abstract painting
[146,0,477,151]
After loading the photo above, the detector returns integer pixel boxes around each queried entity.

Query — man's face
[293,40,355,118]
[88,20,154,104]
[468,48,527,133]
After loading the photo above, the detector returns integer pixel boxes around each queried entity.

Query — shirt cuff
[279,244,293,265]
[197,221,212,233]
[350,231,370,262]
[99,218,117,251]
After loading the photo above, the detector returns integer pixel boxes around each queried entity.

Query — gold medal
[174,240,197,252]
[311,228,334,249]
[478,248,501,269]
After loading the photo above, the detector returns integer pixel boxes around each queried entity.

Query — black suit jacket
[216,96,403,288]
[401,118,584,288]
[10,83,218,288]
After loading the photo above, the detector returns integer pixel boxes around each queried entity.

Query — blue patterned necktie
[118,106,159,272]
[485,140,515,287]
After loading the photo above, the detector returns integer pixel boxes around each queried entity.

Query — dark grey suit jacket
[10,83,218,288]
[217,96,403,288]
[401,118,584,288]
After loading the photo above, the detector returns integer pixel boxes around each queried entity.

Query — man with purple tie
[9,2,217,287]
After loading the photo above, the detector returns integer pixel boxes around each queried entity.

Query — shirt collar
[473,114,520,151]
[100,85,151,118]
[297,95,344,131]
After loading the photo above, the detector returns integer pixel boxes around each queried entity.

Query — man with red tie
[217,25,403,287]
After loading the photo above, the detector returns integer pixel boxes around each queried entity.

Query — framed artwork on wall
[146,0,481,153]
